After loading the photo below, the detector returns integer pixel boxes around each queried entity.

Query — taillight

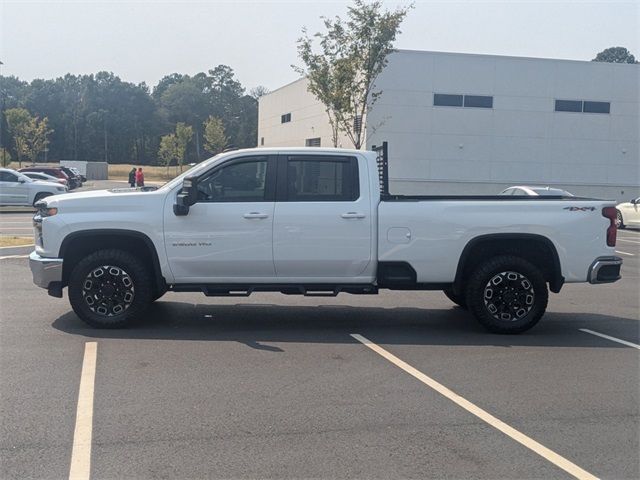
[602,207,617,247]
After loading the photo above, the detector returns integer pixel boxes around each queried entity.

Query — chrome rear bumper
[588,256,622,284]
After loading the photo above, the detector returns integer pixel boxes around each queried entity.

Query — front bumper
[29,252,63,294]
[588,256,622,284]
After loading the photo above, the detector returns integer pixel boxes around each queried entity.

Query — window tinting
[286,156,358,201]
[555,100,582,112]
[464,95,493,108]
[197,157,268,202]
[583,101,610,114]
[434,94,463,107]
[0,171,17,182]
[281,113,291,123]
[305,137,321,147]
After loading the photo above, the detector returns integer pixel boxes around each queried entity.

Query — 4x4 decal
[563,206,596,211]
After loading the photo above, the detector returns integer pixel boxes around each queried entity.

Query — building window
[555,100,582,112]
[555,99,610,114]
[305,137,321,147]
[464,95,493,108]
[434,94,463,107]
[260,137,264,146]
[583,101,610,114]
[353,115,363,131]
[281,113,291,123]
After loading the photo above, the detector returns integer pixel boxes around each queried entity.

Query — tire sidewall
[616,210,625,229]
[68,249,152,328]
[466,256,548,334]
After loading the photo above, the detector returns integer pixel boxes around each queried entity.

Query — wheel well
[60,231,165,294]
[454,235,563,294]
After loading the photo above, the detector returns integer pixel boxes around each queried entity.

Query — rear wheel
[616,210,625,229]
[443,288,467,309]
[465,255,548,334]
[68,249,153,328]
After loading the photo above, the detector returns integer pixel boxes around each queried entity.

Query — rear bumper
[588,256,622,284]
[29,252,63,293]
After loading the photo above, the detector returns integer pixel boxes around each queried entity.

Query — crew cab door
[0,171,28,205]
[163,155,277,282]
[273,154,373,279]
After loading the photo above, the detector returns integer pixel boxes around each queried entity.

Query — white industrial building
[258,50,639,201]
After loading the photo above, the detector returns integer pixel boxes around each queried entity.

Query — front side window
[0,171,18,182]
[197,157,268,202]
[286,156,358,201]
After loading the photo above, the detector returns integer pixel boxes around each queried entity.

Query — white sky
[1,0,638,92]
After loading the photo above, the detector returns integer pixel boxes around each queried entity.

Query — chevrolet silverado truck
[29,143,622,333]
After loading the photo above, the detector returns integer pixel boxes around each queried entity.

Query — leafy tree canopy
[592,46,638,64]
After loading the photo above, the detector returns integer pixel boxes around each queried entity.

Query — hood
[42,187,166,212]
[33,180,66,189]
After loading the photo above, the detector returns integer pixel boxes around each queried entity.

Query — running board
[170,283,379,297]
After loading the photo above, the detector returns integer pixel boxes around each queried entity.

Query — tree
[203,116,227,156]
[5,108,32,167]
[158,133,178,174]
[592,47,638,64]
[25,115,53,165]
[295,0,411,149]
[249,85,270,99]
[175,122,193,172]
[0,148,11,167]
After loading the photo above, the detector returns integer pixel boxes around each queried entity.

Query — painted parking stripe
[69,342,97,480]
[615,250,635,256]
[351,334,599,480]
[579,329,640,350]
[618,238,640,245]
[0,254,30,260]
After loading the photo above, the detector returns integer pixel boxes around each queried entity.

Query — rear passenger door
[273,154,372,279]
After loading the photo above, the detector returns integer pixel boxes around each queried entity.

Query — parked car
[60,166,83,188]
[68,167,87,183]
[500,186,574,196]
[615,197,640,229]
[29,144,622,333]
[22,171,69,189]
[0,168,67,206]
[18,167,76,189]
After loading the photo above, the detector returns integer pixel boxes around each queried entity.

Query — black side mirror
[174,176,198,216]
[631,199,637,205]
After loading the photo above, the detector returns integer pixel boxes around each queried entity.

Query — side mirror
[631,198,637,204]
[173,176,198,216]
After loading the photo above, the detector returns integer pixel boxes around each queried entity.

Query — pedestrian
[128,167,136,188]
[135,167,144,187]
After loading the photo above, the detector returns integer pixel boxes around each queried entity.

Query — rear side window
[284,156,359,201]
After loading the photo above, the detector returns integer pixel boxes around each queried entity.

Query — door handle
[243,212,269,219]
[341,212,366,219]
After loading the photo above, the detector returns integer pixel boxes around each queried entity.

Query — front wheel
[68,249,153,328]
[465,255,548,334]
[616,210,625,229]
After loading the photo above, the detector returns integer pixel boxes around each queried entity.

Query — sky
[1,0,638,92]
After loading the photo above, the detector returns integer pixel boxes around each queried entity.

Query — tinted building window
[305,137,321,147]
[583,101,610,114]
[434,94,463,107]
[281,113,291,123]
[463,95,493,108]
[555,100,582,112]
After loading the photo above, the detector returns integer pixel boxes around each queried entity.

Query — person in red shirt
[135,167,144,187]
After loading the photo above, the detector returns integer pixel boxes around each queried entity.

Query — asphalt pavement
[0,229,638,479]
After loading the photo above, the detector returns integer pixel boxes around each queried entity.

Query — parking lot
[1,217,638,478]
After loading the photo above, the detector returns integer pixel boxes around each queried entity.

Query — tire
[465,255,548,334]
[616,209,625,229]
[443,288,467,309]
[68,249,153,328]
[33,192,52,206]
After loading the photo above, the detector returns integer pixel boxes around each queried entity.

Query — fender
[453,233,564,294]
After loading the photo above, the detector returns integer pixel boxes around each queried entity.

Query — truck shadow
[51,300,640,350]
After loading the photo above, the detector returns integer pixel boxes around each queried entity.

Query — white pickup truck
[29,143,622,333]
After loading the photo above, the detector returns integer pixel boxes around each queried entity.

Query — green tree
[5,107,32,167]
[203,116,227,156]
[295,0,411,149]
[158,133,178,174]
[0,147,12,167]
[175,122,193,172]
[592,47,638,64]
[25,115,53,165]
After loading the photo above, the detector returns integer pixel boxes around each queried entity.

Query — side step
[170,283,378,297]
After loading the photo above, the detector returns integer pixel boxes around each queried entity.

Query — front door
[164,155,277,283]
[273,154,373,280]
[0,171,28,205]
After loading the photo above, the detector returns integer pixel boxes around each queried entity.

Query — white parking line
[69,342,97,480]
[579,329,640,350]
[618,238,640,245]
[615,250,635,256]
[351,334,599,480]
[0,254,30,260]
